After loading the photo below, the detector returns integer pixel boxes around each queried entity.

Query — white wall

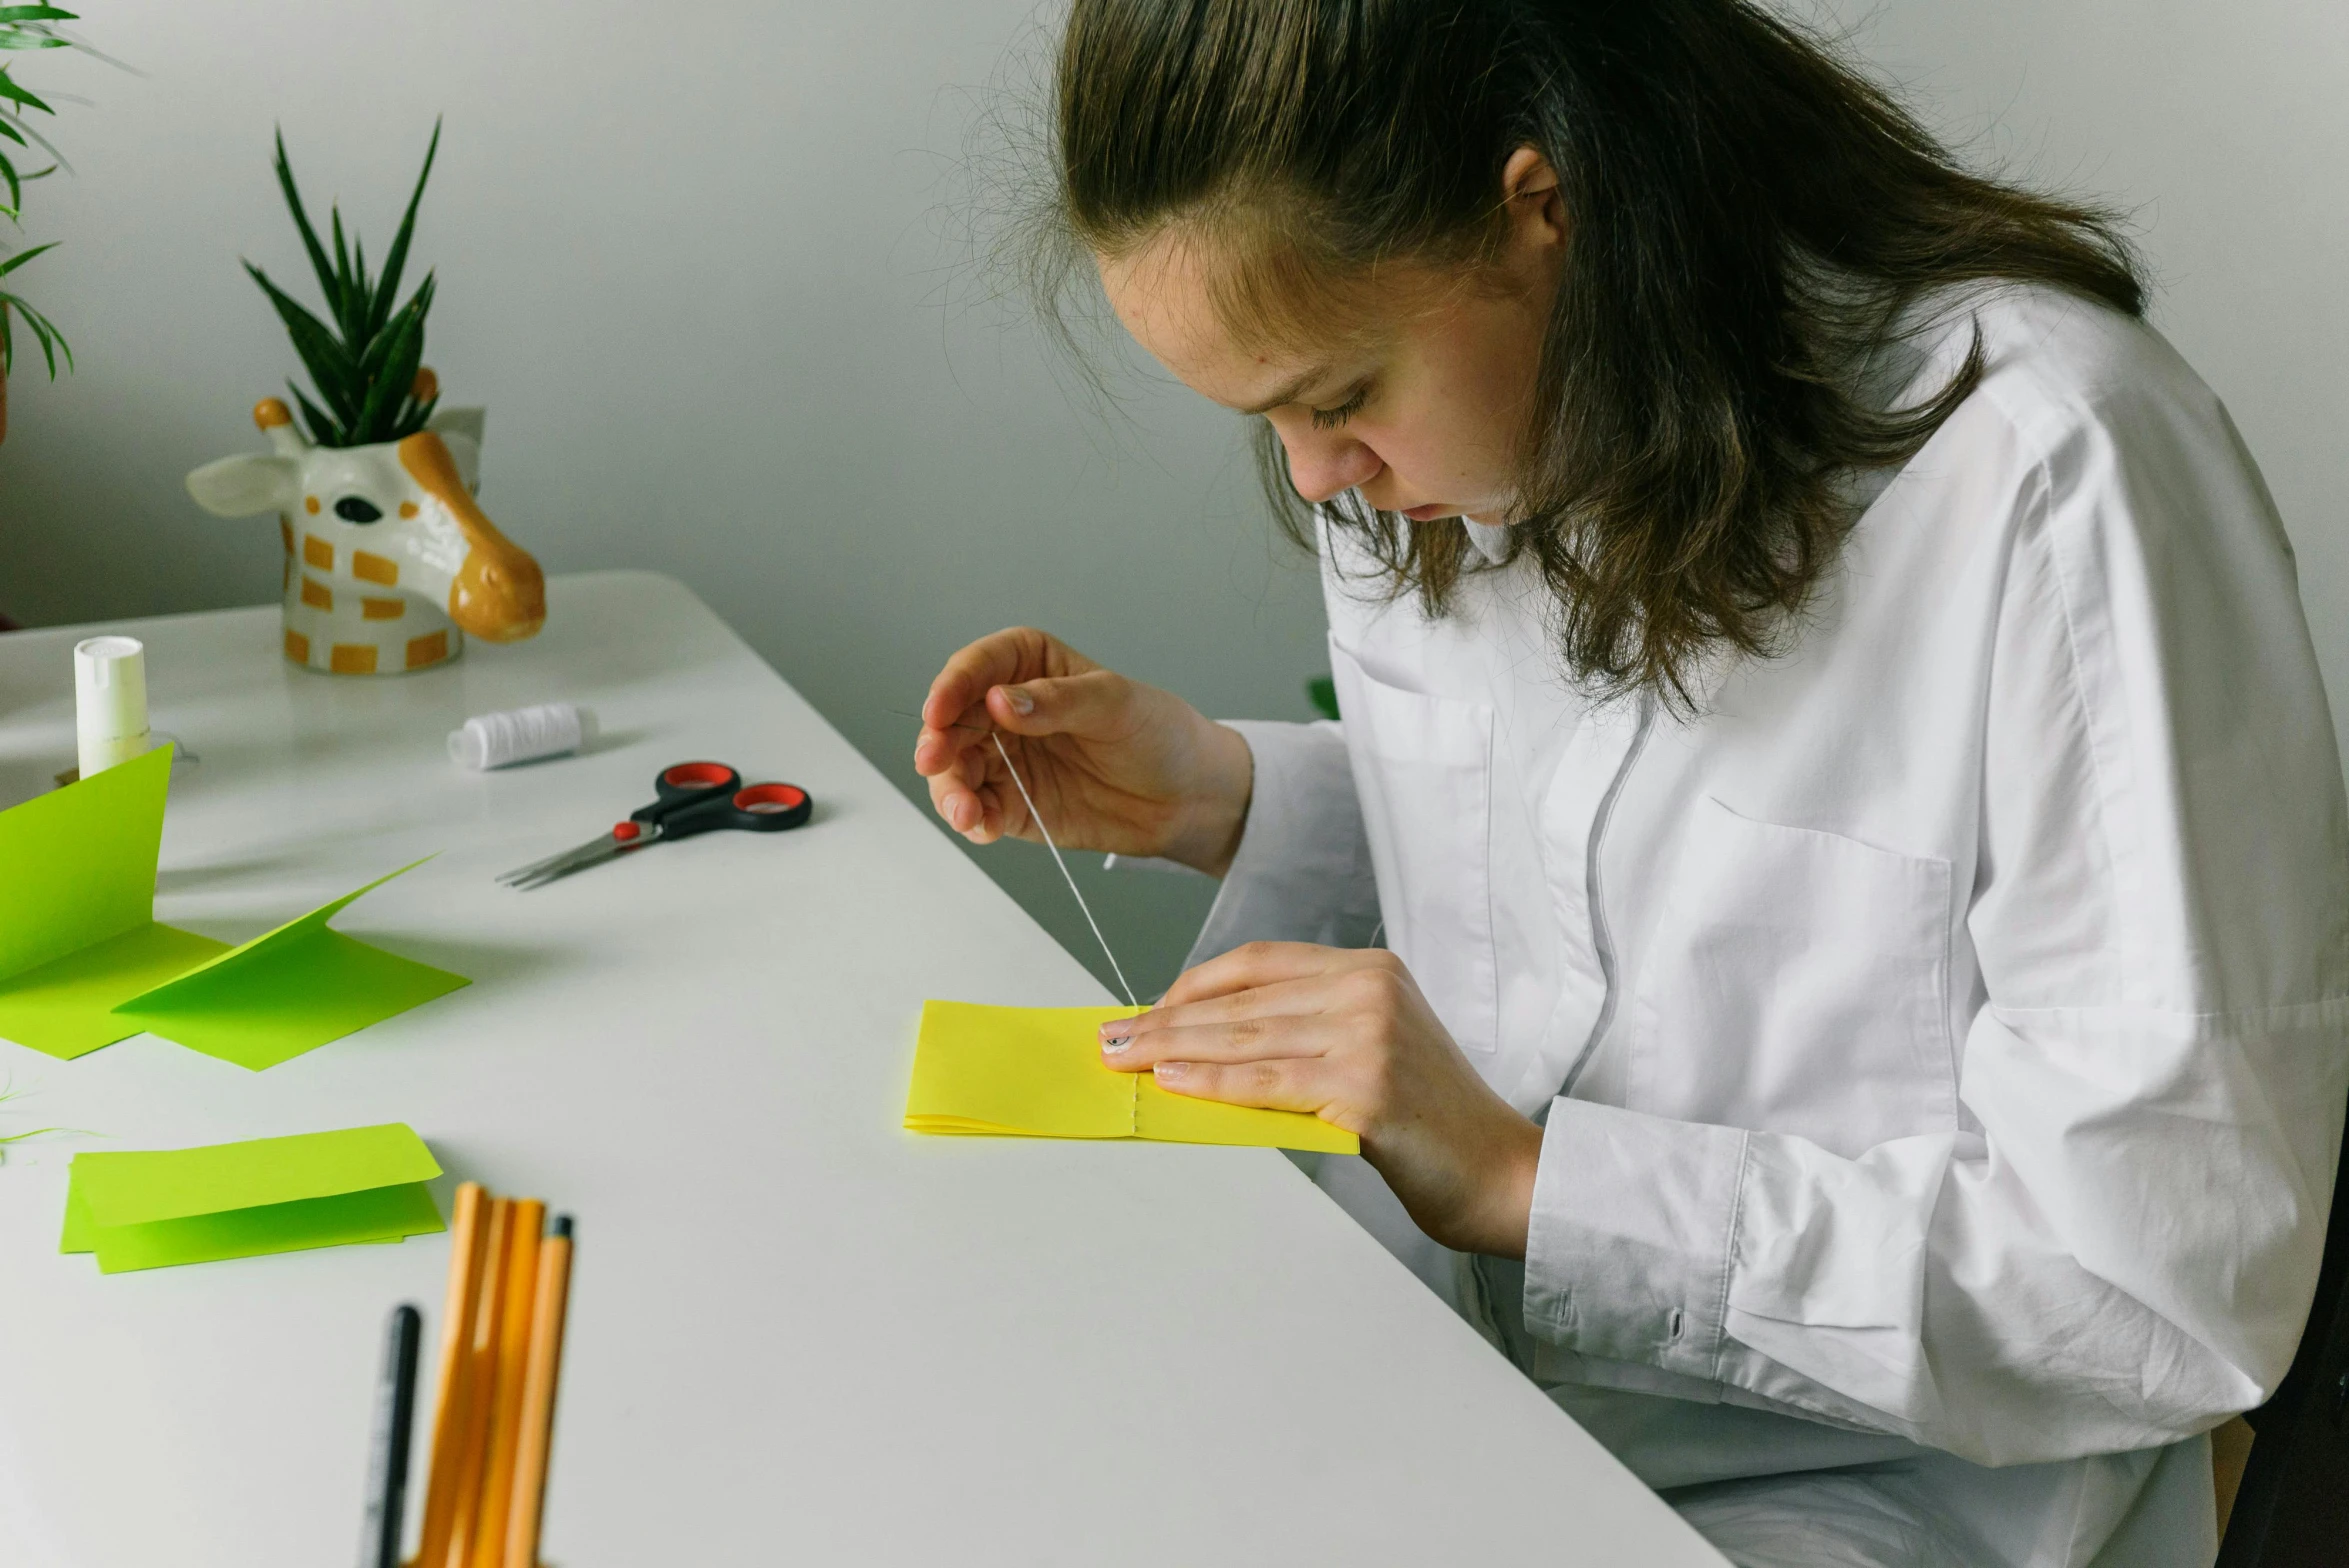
[3,0,2343,993]
[0,0,1314,992]
[1821,0,2349,733]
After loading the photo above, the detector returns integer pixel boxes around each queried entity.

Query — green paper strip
[71,1122,441,1226]
[67,1182,444,1273]
[61,1124,447,1273]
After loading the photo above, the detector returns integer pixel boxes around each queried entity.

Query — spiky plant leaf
[244,260,361,420]
[351,295,425,440]
[0,73,52,116]
[0,236,55,277]
[368,118,439,339]
[0,288,68,375]
[271,131,342,324]
[252,127,444,446]
[289,382,340,447]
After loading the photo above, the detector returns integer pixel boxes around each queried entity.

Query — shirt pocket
[1329,640,1500,1057]
[1624,797,1956,1155]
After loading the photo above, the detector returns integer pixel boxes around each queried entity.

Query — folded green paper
[61,1123,445,1273]
[110,863,470,1070]
[0,749,227,1057]
[0,750,468,1067]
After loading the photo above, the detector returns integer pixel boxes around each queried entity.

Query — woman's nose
[1279,429,1383,505]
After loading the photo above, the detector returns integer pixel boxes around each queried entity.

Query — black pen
[360,1303,423,1568]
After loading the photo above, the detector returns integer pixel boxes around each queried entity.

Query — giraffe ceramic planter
[186,397,545,674]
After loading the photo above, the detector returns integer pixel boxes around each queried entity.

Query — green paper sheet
[0,744,174,977]
[0,922,230,1059]
[61,1123,445,1274]
[110,860,469,1070]
[0,748,231,1058]
[904,1000,1359,1155]
[0,768,470,1067]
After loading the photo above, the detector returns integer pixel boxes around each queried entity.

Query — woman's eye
[1310,386,1369,430]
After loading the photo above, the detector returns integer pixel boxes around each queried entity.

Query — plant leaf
[0,290,65,377]
[353,287,427,440]
[359,271,431,377]
[0,237,56,277]
[272,128,341,320]
[367,116,438,339]
[0,6,82,21]
[19,297,66,376]
[0,68,54,115]
[245,260,360,421]
[289,381,340,446]
[392,391,439,441]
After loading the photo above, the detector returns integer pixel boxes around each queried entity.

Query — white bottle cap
[74,636,151,779]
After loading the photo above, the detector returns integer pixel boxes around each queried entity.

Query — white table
[0,571,1720,1566]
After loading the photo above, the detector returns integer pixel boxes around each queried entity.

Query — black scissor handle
[632,761,741,828]
[660,781,814,841]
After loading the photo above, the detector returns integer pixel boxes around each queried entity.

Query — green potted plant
[0,3,94,445]
[183,124,546,676]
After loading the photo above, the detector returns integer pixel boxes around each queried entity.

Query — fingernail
[1001,685,1035,715]
[1153,1061,1189,1083]
[1099,1019,1134,1051]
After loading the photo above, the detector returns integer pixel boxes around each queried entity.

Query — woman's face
[1098,150,1568,527]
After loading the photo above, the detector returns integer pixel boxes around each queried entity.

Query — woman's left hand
[1100,942,1543,1258]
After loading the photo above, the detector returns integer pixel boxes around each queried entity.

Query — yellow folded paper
[905,1000,1358,1155]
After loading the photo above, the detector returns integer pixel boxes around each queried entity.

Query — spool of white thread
[447,702,599,771]
[74,636,151,780]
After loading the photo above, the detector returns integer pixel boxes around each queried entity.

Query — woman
[914,2,2349,1563]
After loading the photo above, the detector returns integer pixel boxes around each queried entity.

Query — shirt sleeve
[1183,719,1383,970]
[1521,357,2349,1465]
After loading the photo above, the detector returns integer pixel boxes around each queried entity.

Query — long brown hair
[1039,0,2143,704]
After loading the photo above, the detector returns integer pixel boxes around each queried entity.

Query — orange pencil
[413,1183,490,1568]
[467,1199,544,1566]
[440,1196,513,1568]
[502,1217,574,1568]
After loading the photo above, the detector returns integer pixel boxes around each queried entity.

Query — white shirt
[1184,285,2349,1565]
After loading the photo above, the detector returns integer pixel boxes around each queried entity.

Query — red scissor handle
[661,761,736,791]
[734,783,808,815]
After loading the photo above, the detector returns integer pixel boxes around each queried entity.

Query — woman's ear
[1500,146,1568,254]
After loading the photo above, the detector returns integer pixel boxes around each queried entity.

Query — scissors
[499,761,813,890]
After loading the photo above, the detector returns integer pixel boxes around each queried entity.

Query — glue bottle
[74,636,151,780]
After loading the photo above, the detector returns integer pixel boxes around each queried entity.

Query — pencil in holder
[393,1181,575,1568]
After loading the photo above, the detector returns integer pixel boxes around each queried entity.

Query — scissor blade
[508,836,638,890]
[499,833,615,885]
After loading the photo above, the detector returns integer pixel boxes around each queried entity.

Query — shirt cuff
[1522,1097,1750,1384]
[1184,719,1381,969]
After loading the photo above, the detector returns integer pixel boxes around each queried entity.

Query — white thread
[447,702,599,770]
[992,732,1139,1009]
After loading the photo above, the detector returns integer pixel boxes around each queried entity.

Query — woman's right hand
[913,627,1254,877]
